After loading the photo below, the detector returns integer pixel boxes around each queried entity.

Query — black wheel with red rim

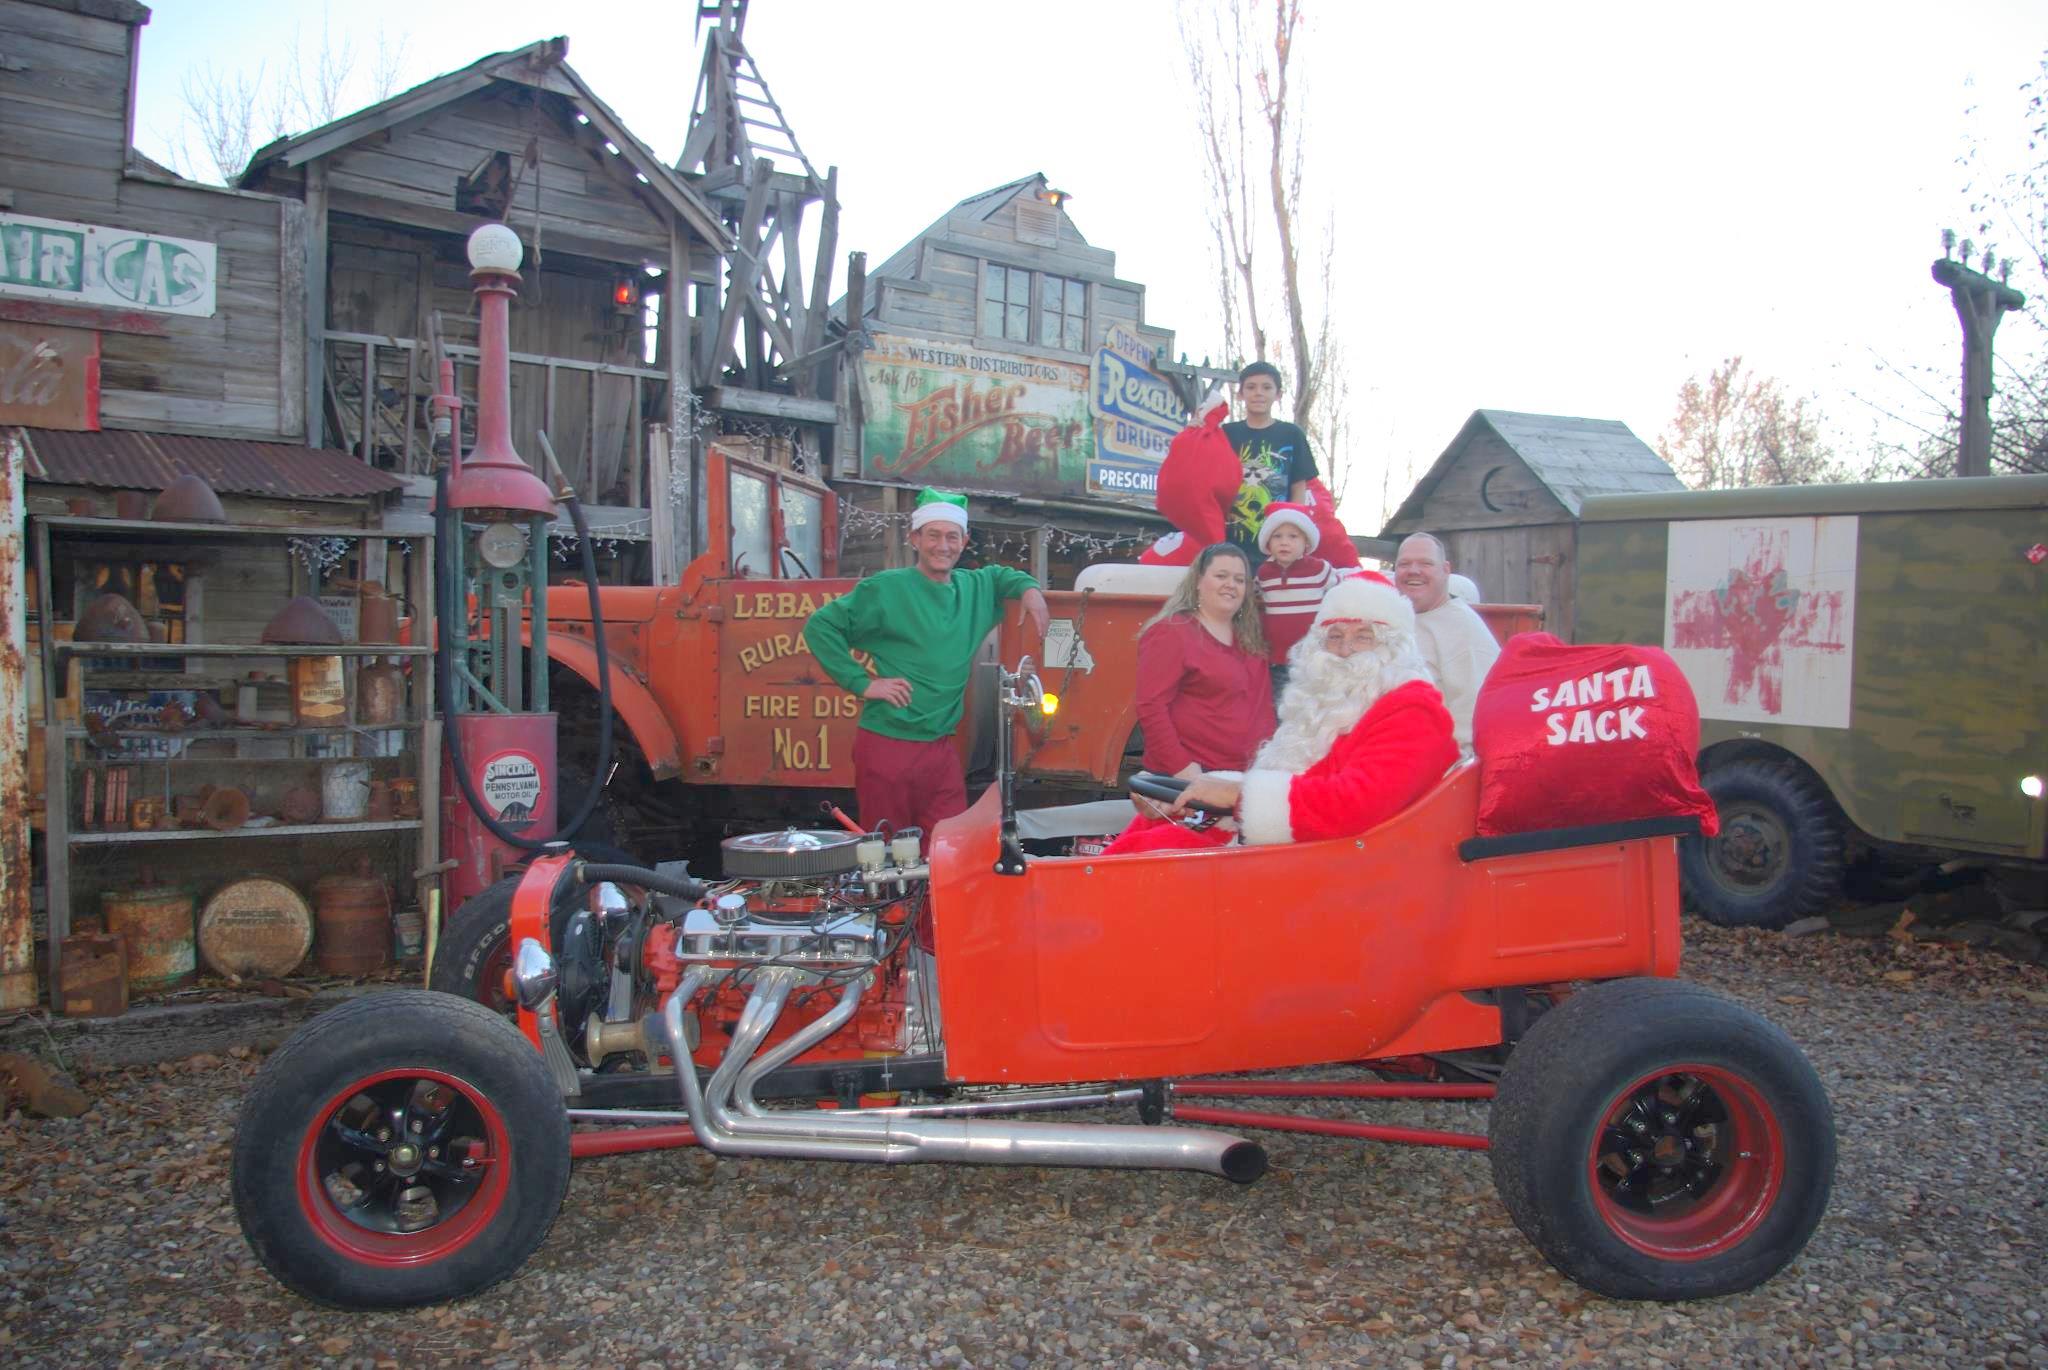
[233,991,570,1308]
[1489,978,1834,1301]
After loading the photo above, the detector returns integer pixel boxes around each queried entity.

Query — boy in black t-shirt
[1221,360,1318,560]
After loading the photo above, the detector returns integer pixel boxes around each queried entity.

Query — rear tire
[1489,978,1834,1301]
[1681,759,1845,929]
[231,991,570,1308]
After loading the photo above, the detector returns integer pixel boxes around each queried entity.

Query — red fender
[529,631,684,779]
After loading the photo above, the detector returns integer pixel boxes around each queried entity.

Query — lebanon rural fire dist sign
[0,212,218,318]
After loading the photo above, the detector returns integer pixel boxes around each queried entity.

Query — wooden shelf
[58,642,431,658]
[62,721,422,742]
[70,819,424,846]
[39,515,420,540]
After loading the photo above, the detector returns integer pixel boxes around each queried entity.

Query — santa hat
[1256,501,1320,554]
[909,487,969,533]
[1313,570,1413,635]
[1195,385,1230,426]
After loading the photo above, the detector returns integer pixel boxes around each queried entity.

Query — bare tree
[1660,357,1849,489]
[1177,0,1345,493]
[170,20,409,186]
[1860,47,2048,478]
[178,62,269,183]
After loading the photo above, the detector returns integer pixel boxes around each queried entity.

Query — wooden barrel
[101,880,196,992]
[199,878,314,981]
[313,870,391,975]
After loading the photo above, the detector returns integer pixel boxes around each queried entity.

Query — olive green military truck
[1574,475,2047,927]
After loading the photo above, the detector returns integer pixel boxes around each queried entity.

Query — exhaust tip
[1219,1141,1268,1185]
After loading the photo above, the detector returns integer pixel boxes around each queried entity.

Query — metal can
[313,866,391,975]
[101,878,197,992]
[199,877,313,980]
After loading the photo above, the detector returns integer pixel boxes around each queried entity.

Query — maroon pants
[853,729,967,840]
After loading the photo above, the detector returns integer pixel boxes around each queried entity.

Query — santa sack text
[1471,633,1719,838]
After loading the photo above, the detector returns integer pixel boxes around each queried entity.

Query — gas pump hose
[435,463,617,853]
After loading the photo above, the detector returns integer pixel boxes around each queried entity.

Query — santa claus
[1105,572,1458,853]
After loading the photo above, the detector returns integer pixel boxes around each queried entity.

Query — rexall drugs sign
[0,213,218,317]
[1088,324,1183,500]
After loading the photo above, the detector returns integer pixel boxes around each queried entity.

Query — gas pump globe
[437,223,563,905]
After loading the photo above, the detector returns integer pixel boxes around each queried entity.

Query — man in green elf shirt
[805,488,1050,843]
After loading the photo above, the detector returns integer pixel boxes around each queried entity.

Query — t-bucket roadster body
[231,663,1835,1311]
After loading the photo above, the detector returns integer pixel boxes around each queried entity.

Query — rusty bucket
[101,877,197,992]
[313,863,391,976]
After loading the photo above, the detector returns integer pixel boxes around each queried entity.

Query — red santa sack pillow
[1471,633,1719,838]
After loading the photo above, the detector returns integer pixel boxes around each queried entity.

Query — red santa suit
[1105,574,1457,854]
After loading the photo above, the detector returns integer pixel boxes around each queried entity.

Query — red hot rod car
[231,660,1835,1309]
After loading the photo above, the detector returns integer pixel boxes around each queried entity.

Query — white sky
[132,0,2047,528]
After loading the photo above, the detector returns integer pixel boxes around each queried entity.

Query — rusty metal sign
[0,321,100,431]
[0,212,218,317]
[859,332,1091,496]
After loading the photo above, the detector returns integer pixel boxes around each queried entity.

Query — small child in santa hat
[1253,501,1340,687]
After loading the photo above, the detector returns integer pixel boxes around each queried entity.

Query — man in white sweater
[1393,533,1500,756]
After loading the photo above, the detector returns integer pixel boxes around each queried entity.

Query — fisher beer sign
[859,333,1091,496]
[1089,324,1183,501]
[0,213,218,318]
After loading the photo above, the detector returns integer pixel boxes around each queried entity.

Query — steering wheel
[1127,772,1234,814]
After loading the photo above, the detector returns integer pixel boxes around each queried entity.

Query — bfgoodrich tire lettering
[231,991,570,1308]
[1489,978,1834,1301]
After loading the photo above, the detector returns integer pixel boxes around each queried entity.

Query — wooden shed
[1380,410,1683,640]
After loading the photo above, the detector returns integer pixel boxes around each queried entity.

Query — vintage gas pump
[433,224,611,905]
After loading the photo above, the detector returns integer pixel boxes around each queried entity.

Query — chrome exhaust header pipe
[660,970,1266,1184]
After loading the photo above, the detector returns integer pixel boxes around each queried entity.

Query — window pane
[1067,279,1086,312]
[1040,275,1061,309]
[1008,267,1029,299]
[1064,315,1084,352]
[982,262,1003,301]
[779,485,824,578]
[981,299,1003,336]
[1007,303,1028,340]
[730,471,771,577]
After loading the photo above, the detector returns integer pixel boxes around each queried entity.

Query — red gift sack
[1472,633,1719,838]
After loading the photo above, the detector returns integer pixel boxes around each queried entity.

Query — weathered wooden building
[835,174,1184,582]
[1380,409,1684,639]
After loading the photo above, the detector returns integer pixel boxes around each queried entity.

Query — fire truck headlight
[2023,775,2044,799]
[1040,692,1059,717]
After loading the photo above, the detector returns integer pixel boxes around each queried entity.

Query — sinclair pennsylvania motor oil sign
[859,333,1092,496]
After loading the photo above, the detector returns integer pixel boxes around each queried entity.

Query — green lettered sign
[0,213,218,317]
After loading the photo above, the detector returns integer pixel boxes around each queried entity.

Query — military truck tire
[1681,759,1844,929]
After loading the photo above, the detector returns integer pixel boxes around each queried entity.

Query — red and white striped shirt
[1255,555,1340,663]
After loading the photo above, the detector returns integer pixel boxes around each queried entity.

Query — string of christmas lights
[833,497,1151,562]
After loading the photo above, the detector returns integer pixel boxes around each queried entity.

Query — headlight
[511,938,558,1009]
[1040,691,1060,716]
[2023,775,2044,799]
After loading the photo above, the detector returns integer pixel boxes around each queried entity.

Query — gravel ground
[3,920,2045,1369]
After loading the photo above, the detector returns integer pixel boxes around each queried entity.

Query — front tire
[1681,759,1845,929]
[231,991,570,1309]
[1489,978,1834,1301]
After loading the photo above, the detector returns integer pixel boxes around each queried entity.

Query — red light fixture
[612,276,643,315]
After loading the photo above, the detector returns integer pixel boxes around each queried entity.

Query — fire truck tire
[430,842,641,1015]
[1489,978,1835,1301]
[232,990,571,1309]
[1680,758,1845,929]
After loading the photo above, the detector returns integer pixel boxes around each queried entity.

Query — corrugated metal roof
[1382,409,1684,533]
[13,427,405,501]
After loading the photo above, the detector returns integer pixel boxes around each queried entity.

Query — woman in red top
[1132,543,1276,778]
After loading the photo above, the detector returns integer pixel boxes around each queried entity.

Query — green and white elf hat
[909,487,969,533]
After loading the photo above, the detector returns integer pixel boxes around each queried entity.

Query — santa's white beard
[1254,632,1432,775]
